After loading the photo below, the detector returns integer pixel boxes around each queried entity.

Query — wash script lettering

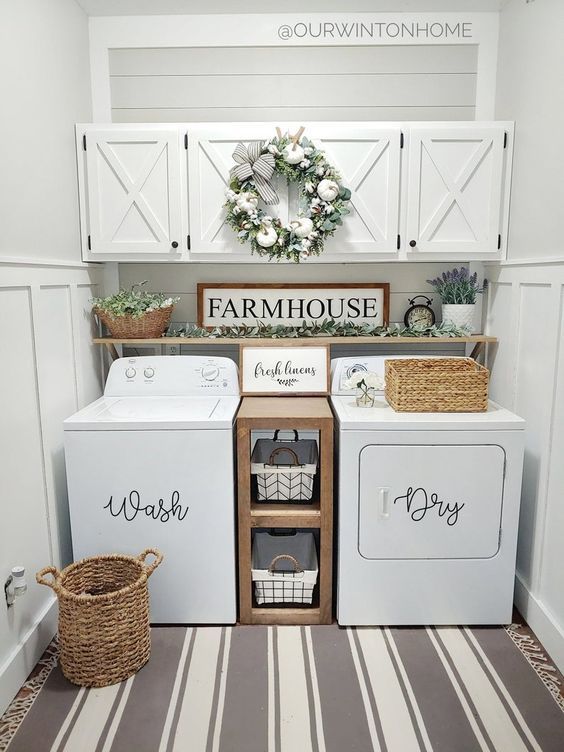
[104,491,188,523]
[393,486,464,527]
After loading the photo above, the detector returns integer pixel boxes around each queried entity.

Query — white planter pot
[441,304,476,332]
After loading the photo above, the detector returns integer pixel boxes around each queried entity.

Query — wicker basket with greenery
[92,282,179,339]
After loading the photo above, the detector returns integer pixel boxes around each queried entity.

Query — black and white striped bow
[230,141,279,205]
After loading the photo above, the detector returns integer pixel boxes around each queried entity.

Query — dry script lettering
[393,486,465,527]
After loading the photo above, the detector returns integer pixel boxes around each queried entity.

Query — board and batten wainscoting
[485,259,564,671]
[0,261,103,715]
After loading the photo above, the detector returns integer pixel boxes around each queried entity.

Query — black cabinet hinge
[397,234,401,250]
[503,131,508,148]
[184,133,188,149]
[187,234,191,250]
[400,132,404,149]
[497,234,502,250]
[82,134,87,151]
[87,235,91,250]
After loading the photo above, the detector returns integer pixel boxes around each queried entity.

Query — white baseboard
[0,599,57,717]
[514,573,564,673]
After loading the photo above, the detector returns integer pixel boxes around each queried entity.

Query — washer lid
[330,395,525,431]
[64,395,240,430]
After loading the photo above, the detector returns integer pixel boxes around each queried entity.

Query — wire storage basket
[252,531,318,605]
[36,549,163,687]
[251,430,319,503]
[93,306,173,339]
[385,357,489,413]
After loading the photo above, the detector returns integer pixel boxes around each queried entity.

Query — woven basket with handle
[94,306,173,339]
[385,357,489,413]
[37,549,163,687]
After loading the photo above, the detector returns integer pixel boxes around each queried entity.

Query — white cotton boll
[233,206,241,215]
[225,188,237,202]
[304,182,315,194]
[310,197,321,207]
[299,159,311,169]
[304,147,314,156]
[324,204,334,214]
[267,144,279,155]
[299,249,310,260]
[302,238,312,248]
[316,166,325,176]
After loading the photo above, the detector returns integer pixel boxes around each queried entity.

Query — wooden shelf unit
[237,397,333,625]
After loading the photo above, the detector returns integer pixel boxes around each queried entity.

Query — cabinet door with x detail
[82,127,183,259]
[406,126,507,257]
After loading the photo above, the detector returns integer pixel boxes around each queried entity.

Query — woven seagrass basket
[385,357,489,413]
[37,549,163,687]
[94,305,173,338]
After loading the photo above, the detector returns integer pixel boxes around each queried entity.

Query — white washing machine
[64,355,240,624]
[331,356,525,625]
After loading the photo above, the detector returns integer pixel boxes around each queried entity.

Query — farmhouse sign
[198,283,389,329]
[240,344,330,396]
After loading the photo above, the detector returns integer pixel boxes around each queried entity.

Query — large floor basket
[252,531,318,605]
[251,430,318,503]
[36,549,163,687]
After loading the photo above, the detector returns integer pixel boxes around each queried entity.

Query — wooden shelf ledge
[94,335,497,346]
[250,503,321,528]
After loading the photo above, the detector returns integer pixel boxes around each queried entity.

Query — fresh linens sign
[240,345,329,395]
[198,283,389,328]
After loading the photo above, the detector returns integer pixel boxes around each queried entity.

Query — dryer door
[358,444,505,559]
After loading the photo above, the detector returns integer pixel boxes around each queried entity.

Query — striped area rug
[4,624,564,752]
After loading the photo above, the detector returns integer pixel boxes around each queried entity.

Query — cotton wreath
[224,130,352,263]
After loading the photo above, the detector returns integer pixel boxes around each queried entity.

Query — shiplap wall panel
[109,43,477,122]
[485,261,564,671]
[112,106,475,123]
[110,45,478,76]
[111,73,476,110]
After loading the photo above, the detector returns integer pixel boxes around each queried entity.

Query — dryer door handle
[378,487,391,519]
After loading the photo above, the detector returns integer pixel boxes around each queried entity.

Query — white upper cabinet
[405,125,509,258]
[187,124,402,261]
[77,125,185,261]
[76,121,512,263]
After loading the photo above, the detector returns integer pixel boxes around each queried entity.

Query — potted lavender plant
[426,268,485,332]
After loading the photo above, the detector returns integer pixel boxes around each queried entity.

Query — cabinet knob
[171,241,179,248]
[409,240,417,248]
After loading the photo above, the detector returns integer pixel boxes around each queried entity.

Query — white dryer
[64,355,240,624]
[331,356,525,625]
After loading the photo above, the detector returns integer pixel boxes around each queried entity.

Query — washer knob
[144,367,155,379]
[202,365,220,382]
[125,367,136,379]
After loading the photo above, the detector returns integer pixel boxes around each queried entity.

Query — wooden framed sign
[198,283,390,329]
[239,344,330,396]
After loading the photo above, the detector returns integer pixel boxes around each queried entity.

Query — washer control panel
[104,356,239,397]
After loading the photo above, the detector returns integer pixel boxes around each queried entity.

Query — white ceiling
[75,0,503,16]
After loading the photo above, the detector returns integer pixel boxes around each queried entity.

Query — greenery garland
[167,321,468,339]
[224,133,352,263]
